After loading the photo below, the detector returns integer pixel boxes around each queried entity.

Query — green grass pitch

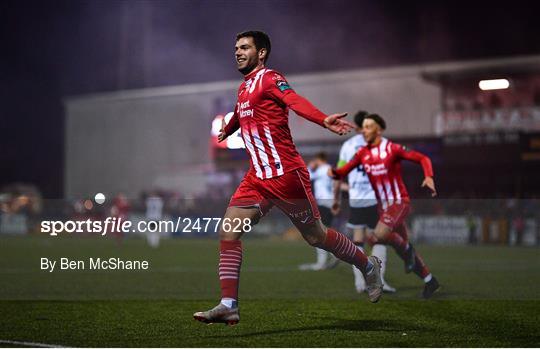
[0,236,539,347]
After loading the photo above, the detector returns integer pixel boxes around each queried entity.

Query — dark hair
[354,110,369,127]
[365,113,386,130]
[236,31,271,63]
[315,151,328,162]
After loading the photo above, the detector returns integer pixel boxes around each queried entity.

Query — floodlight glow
[478,79,509,90]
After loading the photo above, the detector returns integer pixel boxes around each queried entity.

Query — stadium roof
[421,55,540,84]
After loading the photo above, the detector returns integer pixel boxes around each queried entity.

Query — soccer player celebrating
[328,113,440,299]
[333,111,396,294]
[193,31,383,325]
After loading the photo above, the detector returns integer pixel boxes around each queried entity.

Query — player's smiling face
[362,118,382,145]
[235,37,264,75]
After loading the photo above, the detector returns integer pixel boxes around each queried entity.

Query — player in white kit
[299,152,338,270]
[145,192,163,248]
[333,111,396,293]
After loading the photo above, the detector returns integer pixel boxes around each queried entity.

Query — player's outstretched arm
[280,92,352,135]
[265,71,353,135]
[218,112,240,143]
[328,152,361,180]
[395,144,437,197]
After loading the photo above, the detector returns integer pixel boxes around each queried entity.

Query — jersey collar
[244,66,265,81]
[366,137,386,149]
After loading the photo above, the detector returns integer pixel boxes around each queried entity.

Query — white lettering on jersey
[369,163,388,176]
[239,100,253,118]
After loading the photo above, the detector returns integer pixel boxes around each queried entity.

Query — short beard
[238,62,258,75]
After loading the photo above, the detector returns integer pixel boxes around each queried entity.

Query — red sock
[219,240,242,300]
[385,232,409,257]
[318,228,370,273]
[413,253,430,279]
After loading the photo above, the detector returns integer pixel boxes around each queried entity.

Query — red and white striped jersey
[334,138,434,210]
[223,67,328,179]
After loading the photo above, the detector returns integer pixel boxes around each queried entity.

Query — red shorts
[229,167,320,227]
[378,202,411,230]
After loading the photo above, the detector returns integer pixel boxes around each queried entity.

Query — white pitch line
[0,339,68,348]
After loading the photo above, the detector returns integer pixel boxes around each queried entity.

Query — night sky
[2,0,540,198]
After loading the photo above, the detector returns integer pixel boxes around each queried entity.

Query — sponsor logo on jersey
[289,209,312,220]
[239,100,254,118]
[365,163,388,176]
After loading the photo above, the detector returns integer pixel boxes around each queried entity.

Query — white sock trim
[220,298,237,308]
[424,274,433,283]
[316,248,327,266]
[352,265,365,288]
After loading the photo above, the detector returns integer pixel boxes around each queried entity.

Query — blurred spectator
[145,191,163,248]
[110,193,130,243]
[0,183,42,234]
[466,211,478,244]
[512,214,525,246]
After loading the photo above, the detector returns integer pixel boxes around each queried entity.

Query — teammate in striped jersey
[329,113,440,299]
[333,111,396,294]
[193,31,383,325]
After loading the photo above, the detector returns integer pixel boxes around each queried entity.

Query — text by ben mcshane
[40,257,149,272]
